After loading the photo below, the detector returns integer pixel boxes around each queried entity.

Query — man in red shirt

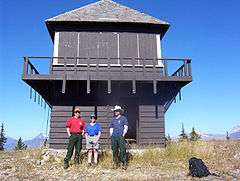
[64,107,86,169]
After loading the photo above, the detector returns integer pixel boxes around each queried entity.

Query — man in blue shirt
[109,105,128,170]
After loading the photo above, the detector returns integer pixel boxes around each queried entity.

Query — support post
[164,60,168,77]
[184,60,187,76]
[132,58,136,94]
[62,58,67,94]
[142,58,146,76]
[23,57,29,78]
[62,74,66,94]
[107,58,111,94]
[187,59,192,76]
[179,89,182,101]
[87,59,90,94]
[153,58,157,94]
[74,57,77,76]
[49,58,53,74]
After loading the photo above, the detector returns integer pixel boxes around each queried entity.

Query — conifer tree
[179,123,188,140]
[0,123,7,151]
[165,134,172,142]
[167,134,172,141]
[226,131,230,140]
[189,127,201,141]
[15,137,27,150]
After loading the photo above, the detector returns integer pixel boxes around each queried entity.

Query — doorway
[119,98,139,141]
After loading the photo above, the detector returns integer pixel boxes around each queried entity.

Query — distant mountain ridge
[4,133,47,150]
[229,124,240,140]
[24,133,47,148]
[4,124,240,150]
[200,133,225,141]
[201,124,240,141]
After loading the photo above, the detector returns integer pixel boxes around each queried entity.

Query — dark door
[119,98,139,140]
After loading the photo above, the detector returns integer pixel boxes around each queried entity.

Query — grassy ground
[0,140,239,180]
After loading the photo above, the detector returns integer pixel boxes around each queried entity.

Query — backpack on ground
[188,157,211,177]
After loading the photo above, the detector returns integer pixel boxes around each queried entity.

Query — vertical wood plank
[142,58,146,75]
[179,89,182,101]
[62,74,66,94]
[136,118,139,144]
[74,57,77,76]
[187,59,192,76]
[34,90,37,102]
[120,58,123,75]
[153,58,157,94]
[153,80,157,94]
[38,94,40,105]
[184,60,187,76]
[164,60,168,77]
[40,97,43,107]
[132,58,136,94]
[30,87,32,99]
[107,58,111,94]
[62,58,67,94]
[23,57,29,77]
[49,58,53,74]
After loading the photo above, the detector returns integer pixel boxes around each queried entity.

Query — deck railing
[23,56,192,76]
[22,56,192,94]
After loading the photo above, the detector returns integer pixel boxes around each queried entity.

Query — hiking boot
[87,163,92,168]
[74,156,80,165]
[74,158,80,165]
[122,162,127,170]
[92,162,98,168]
[64,161,69,169]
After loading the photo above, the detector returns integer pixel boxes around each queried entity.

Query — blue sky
[0,0,239,140]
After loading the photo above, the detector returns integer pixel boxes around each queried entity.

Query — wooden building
[22,0,192,149]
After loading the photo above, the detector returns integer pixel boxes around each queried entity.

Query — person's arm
[66,119,71,137]
[109,119,113,137]
[96,131,101,142]
[110,128,113,137]
[122,117,128,137]
[82,119,86,135]
[97,123,102,140]
[122,125,128,137]
[66,127,71,137]
[85,125,88,139]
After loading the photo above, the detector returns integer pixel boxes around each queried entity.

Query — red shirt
[66,116,86,133]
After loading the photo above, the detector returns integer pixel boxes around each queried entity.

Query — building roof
[46,0,169,26]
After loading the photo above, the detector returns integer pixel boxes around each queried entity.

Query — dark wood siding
[78,32,118,64]
[138,105,165,146]
[139,33,158,65]
[58,32,78,63]
[119,33,138,64]
[49,105,166,149]
[96,106,113,145]
[57,32,158,65]
[49,106,94,149]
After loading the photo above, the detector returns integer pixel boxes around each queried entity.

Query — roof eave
[45,21,170,41]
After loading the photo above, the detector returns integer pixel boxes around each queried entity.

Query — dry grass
[0,140,239,180]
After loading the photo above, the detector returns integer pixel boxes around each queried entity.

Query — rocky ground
[0,141,239,180]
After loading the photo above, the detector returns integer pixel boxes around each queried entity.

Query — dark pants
[111,136,127,164]
[64,133,82,163]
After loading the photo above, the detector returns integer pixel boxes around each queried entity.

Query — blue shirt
[86,123,102,136]
[109,115,128,137]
